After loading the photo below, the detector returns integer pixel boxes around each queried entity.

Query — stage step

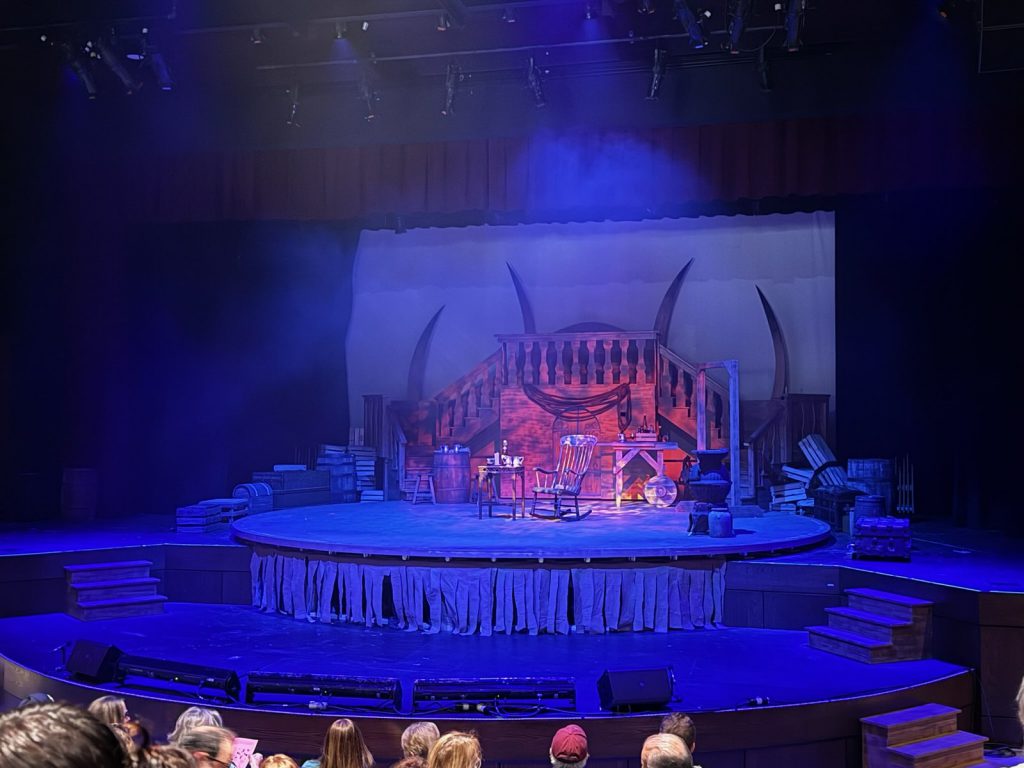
[64,560,154,585]
[65,560,167,621]
[360,490,384,502]
[884,731,987,768]
[68,594,169,621]
[862,703,961,749]
[825,606,914,643]
[807,624,896,663]
[846,587,933,623]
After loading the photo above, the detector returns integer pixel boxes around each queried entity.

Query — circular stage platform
[231,503,832,637]
[230,502,832,562]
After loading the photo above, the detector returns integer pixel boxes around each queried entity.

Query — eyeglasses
[204,755,235,768]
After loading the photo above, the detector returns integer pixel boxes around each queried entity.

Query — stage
[232,503,832,636]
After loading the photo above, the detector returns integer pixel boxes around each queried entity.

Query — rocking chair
[529,434,598,521]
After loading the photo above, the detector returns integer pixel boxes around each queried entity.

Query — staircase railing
[434,350,502,440]
[496,332,660,387]
[657,345,731,449]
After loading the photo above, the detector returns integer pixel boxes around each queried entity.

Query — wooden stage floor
[230,502,832,561]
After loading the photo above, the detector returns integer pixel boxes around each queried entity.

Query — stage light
[95,36,143,94]
[584,2,595,20]
[412,677,576,713]
[938,0,956,19]
[117,654,241,702]
[727,0,751,54]
[361,20,370,31]
[441,60,460,116]
[437,12,452,31]
[646,48,667,100]
[674,0,709,48]
[526,55,546,107]
[286,84,300,127]
[246,672,401,711]
[59,42,99,100]
[500,7,517,23]
[784,0,802,52]
[335,21,348,39]
[250,27,264,44]
[637,0,656,14]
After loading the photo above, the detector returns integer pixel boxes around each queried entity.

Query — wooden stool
[408,473,436,504]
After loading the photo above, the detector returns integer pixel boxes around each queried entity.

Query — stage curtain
[250,551,726,635]
[76,107,1021,224]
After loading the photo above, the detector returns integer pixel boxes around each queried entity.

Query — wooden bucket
[433,449,470,504]
[61,468,98,522]
[847,458,893,515]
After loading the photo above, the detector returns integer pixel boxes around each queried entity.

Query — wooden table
[477,465,527,520]
[598,440,680,508]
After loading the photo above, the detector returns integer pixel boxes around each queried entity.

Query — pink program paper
[232,737,259,768]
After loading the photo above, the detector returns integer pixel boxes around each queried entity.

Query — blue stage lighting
[674,0,709,49]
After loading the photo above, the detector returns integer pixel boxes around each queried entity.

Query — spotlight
[250,27,264,44]
[361,20,370,31]
[526,55,546,107]
[727,0,750,54]
[286,84,300,127]
[437,12,452,31]
[784,0,802,51]
[53,40,97,100]
[674,0,708,48]
[441,60,460,116]
[500,7,517,22]
[95,37,143,95]
[334,21,348,39]
[938,0,956,18]
[637,0,656,14]
[584,2,595,19]
[646,48,666,100]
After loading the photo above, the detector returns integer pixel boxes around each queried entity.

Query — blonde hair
[89,696,129,726]
[167,707,223,745]
[427,732,481,768]
[262,755,300,768]
[401,722,440,759]
[320,718,373,768]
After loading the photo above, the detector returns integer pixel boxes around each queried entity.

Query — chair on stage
[530,434,597,521]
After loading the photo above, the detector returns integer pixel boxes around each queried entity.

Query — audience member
[168,708,224,746]
[659,713,698,767]
[108,722,137,763]
[302,718,374,768]
[137,744,197,768]
[0,700,130,768]
[390,757,425,768]
[261,755,299,768]
[549,725,588,768]
[89,695,130,726]
[176,726,236,768]
[401,722,440,760]
[426,731,481,768]
[640,734,692,768]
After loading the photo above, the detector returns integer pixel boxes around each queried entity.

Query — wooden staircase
[861,703,988,768]
[348,444,383,502]
[807,587,931,663]
[65,560,168,621]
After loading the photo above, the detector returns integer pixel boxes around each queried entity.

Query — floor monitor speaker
[66,640,123,683]
[596,667,674,712]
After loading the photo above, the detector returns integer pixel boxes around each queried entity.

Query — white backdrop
[349,212,835,423]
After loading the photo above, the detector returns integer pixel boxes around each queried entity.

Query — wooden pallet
[798,433,847,486]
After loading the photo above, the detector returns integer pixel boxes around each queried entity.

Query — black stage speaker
[597,667,674,712]
[67,640,123,683]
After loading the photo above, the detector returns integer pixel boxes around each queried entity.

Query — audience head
[549,725,588,768]
[261,756,299,768]
[391,758,426,768]
[401,722,440,759]
[427,731,481,768]
[0,700,130,768]
[137,744,197,768]
[659,713,696,753]
[89,695,130,726]
[107,723,137,762]
[320,718,373,768]
[168,708,224,746]
[176,726,235,768]
[640,734,692,768]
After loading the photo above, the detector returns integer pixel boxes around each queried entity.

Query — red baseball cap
[551,725,588,763]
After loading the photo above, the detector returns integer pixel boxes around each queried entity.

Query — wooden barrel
[433,449,470,504]
[61,468,97,523]
[847,458,893,515]
[232,482,274,515]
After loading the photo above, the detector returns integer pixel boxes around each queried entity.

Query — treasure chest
[852,516,911,561]
[811,486,863,532]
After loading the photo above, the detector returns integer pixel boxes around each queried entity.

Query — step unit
[64,560,168,621]
[806,624,898,663]
[861,703,989,768]
[808,587,932,664]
